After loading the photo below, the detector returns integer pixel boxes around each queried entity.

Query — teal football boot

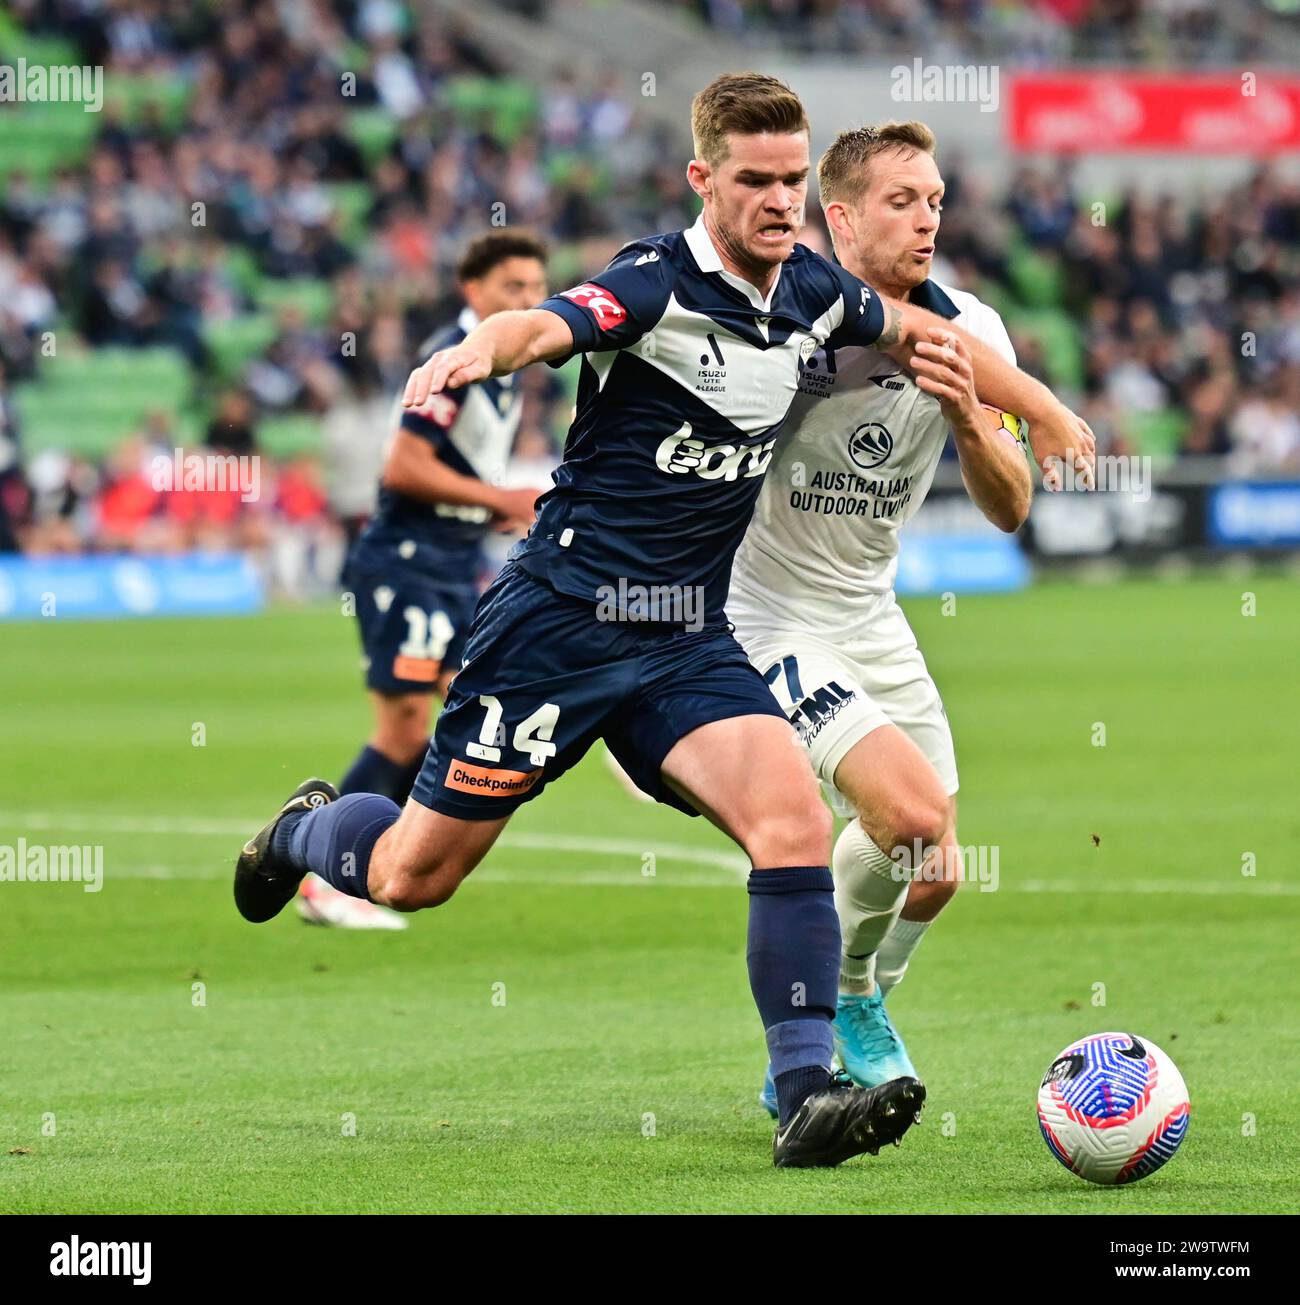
[758,1063,778,1118]
[834,991,918,1088]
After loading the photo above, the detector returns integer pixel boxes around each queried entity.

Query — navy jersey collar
[908,278,960,320]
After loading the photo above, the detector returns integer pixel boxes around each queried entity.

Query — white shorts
[730,590,958,811]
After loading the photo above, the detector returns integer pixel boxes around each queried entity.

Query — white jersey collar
[685,211,782,313]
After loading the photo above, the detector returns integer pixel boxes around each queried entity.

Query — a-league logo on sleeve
[561,283,628,330]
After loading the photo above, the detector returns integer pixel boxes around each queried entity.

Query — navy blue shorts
[411,562,787,819]
[345,563,479,694]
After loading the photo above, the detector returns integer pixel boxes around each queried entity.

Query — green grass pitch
[1,575,1297,1213]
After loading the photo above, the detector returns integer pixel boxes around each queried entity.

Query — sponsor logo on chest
[655,421,777,481]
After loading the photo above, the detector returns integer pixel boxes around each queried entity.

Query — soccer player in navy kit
[335,231,548,808]
[234,74,1094,1166]
[295,231,548,930]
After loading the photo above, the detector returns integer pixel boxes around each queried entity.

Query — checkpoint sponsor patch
[443,760,543,797]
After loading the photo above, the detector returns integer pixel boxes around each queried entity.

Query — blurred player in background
[729,123,1060,1112]
[297,231,549,929]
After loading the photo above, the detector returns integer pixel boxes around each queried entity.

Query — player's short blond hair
[691,72,810,167]
[817,122,938,208]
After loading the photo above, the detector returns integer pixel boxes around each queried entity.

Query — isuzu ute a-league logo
[848,423,893,470]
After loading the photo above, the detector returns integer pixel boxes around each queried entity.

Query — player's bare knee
[885,795,949,859]
[746,791,832,866]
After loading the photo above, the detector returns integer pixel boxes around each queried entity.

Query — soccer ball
[1036,1032,1190,1185]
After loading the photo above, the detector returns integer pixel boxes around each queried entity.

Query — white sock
[832,819,910,996]
[875,917,931,995]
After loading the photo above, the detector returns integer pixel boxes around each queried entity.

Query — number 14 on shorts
[466,695,561,767]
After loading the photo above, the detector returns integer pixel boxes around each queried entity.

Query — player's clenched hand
[403,343,493,408]
[1030,403,1096,491]
[909,327,982,430]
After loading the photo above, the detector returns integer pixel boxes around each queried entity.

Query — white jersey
[729,279,1018,625]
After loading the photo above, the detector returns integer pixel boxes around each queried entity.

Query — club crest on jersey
[561,282,627,330]
[655,422,776,481]
[848,422,893,470]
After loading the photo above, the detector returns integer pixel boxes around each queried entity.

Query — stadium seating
[16,348,194,458]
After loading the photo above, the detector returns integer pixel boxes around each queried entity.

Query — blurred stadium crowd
[1,0,1298,588]
[688,0,1299,64]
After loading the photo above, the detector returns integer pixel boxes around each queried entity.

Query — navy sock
[747,866,840,1126]
[339,744,424,802]
[271,793,399,901]
[774,1065,831,1126]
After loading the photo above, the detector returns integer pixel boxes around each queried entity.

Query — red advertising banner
[1009,74,1300,153]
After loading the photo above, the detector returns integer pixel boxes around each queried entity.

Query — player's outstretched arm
[402,308,574,409]
[877,299,1096,487]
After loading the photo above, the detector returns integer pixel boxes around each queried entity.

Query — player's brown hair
[691,72,810,167]
[817,122,938,207]
[456,229,548,283]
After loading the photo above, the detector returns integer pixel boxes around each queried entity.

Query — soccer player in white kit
[729,123,1052,1113]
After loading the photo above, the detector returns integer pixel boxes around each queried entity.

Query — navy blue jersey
[351,307,523,579]
[513,214,886,622]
